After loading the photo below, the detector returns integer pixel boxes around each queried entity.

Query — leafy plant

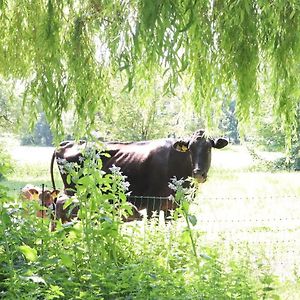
[0,145,13,180]
[0,151,285,299]
[169,177,200,270]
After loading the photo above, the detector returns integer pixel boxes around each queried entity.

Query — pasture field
[1,137,300,299]
[197,147,300,298]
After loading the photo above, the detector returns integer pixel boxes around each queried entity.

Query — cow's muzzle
[192,169,207,183]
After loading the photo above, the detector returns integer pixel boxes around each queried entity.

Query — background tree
[219,100,240,145]
[20,113,53,146]
[95,75,208,141]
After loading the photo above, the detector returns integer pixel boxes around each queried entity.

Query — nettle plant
[0,156,282,298]
[57,145,134,264]
[168,177,201,269]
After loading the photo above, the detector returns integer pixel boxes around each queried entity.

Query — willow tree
[0,1,299,144]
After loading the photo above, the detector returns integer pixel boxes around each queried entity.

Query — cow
[21,184,59,218]
[50,130,228,219]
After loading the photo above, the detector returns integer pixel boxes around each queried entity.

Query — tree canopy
[0,1,299,142]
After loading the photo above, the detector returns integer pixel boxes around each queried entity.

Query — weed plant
[0,149,283,299]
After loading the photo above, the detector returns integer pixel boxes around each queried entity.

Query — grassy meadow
[1,136,300,299]
[196,146,300,298]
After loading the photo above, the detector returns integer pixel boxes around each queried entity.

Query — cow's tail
[50,148,57,191]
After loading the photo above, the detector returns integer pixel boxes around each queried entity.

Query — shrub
[0,145,13,180]
[0,153,281,299]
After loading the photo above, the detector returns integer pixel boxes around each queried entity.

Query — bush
[0,153,281,299]
[0,146,13,180]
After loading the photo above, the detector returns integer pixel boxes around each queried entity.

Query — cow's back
[104,140,172,196]
[104,139,193,197]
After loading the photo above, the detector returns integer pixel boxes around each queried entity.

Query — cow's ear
[29,188,40,201]
[51,189,60,203]
[211,138,228,149]
[173,140,190,153]
[51,189,60,198]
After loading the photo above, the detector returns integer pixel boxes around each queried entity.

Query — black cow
[50,130,228,219]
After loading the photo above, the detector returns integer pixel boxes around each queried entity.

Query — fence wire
[4,185,300,276]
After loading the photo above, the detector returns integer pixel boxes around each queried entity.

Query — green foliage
[220,100,240,144]
[246,97,299,169]
[95,76,205,141]
[0,145,13,180]
[0,80,21,132]
[0,154,282,299]
[0,1,299,141]
[255,124,286,152]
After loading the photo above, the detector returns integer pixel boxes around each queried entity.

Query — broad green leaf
[182,201,189,211]
[66,174,72,185]
[188,214,197,226]
[60,253,73,268]
[181,229,190,243]
[19,245,38,262]
[63,197,76,210]
[1,211,11,226]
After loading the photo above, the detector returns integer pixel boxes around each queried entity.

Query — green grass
[1,141,300,299]
[0,136,63,195]
[3,163,62,195]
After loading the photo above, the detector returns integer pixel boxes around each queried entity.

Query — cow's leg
[55,196,79,224]
[161,198,178,221]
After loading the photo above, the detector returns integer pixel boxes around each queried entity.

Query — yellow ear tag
[30,190,40,201]
[180,145,188,152]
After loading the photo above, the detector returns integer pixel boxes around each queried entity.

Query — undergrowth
[0,148,282,299]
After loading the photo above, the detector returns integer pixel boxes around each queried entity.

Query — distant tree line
[20,113,53,146]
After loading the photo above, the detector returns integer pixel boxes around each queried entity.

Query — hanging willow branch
[0,0,299,141]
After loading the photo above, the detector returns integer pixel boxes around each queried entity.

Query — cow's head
[21,185,60,218]
[39,189,60,207]
[173,130,228,183]
[36,189,60,218]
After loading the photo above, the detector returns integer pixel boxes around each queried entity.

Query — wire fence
[10,185,300,228]
[4,184,300,275]
[7,184,300,214]
[7,185,300,229]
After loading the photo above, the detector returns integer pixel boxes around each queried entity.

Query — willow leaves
[0,0,299,140]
